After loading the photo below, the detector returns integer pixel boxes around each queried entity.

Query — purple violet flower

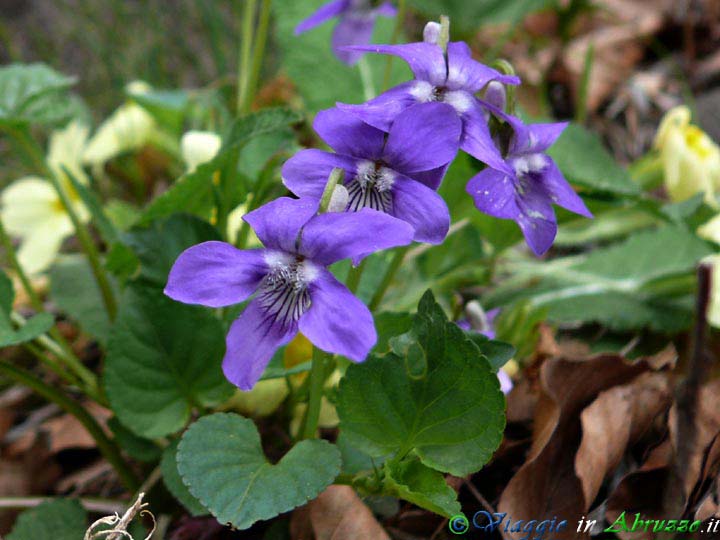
[282,103,461,244]
[295,0,396,65]
[164,197,414,390]
[335,39,520,171]
[466,113,592,256]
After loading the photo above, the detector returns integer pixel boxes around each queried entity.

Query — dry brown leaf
[669,379,720,497]
[290,486,390,540]
[41,402,112,454]
[575,372,673,508]
[605,441,672,540]
[498,348,674,540]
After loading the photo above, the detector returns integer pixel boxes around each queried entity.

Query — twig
[0,497,125,515]
[664,263,712,523]
[463,478,496,515]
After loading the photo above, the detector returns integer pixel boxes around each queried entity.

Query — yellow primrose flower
[181,130,222,173]
[83,81,158,166]
[654,106,720,207]
[1,121,90,275]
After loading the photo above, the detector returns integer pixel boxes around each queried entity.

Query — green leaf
[130,88,189,133]
[337,291,506,477]
[0,270,53,347]
[140,108,301,224]
[161,440,208,516]
[50,255,116,345]
[373,312,413,355]
[177,413,341,530]
[0,63,77,127]
[383,458,461,517]
[107,417,162,463]
[274,0,410,111]
[7,499,87,540]
[104,285,233,438]
[465,334,516,371]
[122,214,220,287]
[548,123,640,196]
[489,225,713,332]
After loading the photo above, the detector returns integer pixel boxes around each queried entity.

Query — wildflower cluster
[165,18,591,391]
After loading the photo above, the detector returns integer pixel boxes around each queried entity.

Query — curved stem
[22,341,79,388]
[247,0,271,107]
[0,220,99,398]
[357,56,376,101]
[300,347,330,440]
[11,312,100,399]
[0,361,140,492]
[237,0,258,114]
[47,171,117,322]
[369,245,410,311]
[345,259,366,294]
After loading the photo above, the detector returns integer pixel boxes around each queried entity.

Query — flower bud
[484,81,507,111]
[327,184,349,212]
[181,130,222,173]
[423,21,442,45]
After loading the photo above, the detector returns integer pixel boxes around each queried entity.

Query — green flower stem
[22,341,79,387]
[358,56,376,101]
[381,0,406,91]
[369,245,410,311]
[237,0,258,115]
[300,347,331,440]
[345,259,366,294]
[47,171,117,322]
[11,312,102,402]
[0,220,99,397]
[0,360,140,492]
[247,0,272,107]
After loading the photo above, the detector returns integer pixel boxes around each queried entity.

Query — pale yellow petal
[698,214,720,244]
[226,378,289,418]
[1,177,61,236]
[706,255,720,328]
[47,121,90,187]
[83,103,157,165]
[16,215,72,275]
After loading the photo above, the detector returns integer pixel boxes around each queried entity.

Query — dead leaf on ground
[498,347,675,540]
[575,371,673,508]
[42,402,111,454]
[290,486,390,540]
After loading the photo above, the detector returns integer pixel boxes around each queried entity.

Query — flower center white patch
[410,80,435,103]
[346,160,394,213]
[442,90,472,114]
[410,81,471,114]
[513,153,547,177]
[258,252,317,327]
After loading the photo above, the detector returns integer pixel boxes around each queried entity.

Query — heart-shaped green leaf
[337,291,505,477]
[177,413,341,530]
[104,285,233,438]
[162,440,207,516]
